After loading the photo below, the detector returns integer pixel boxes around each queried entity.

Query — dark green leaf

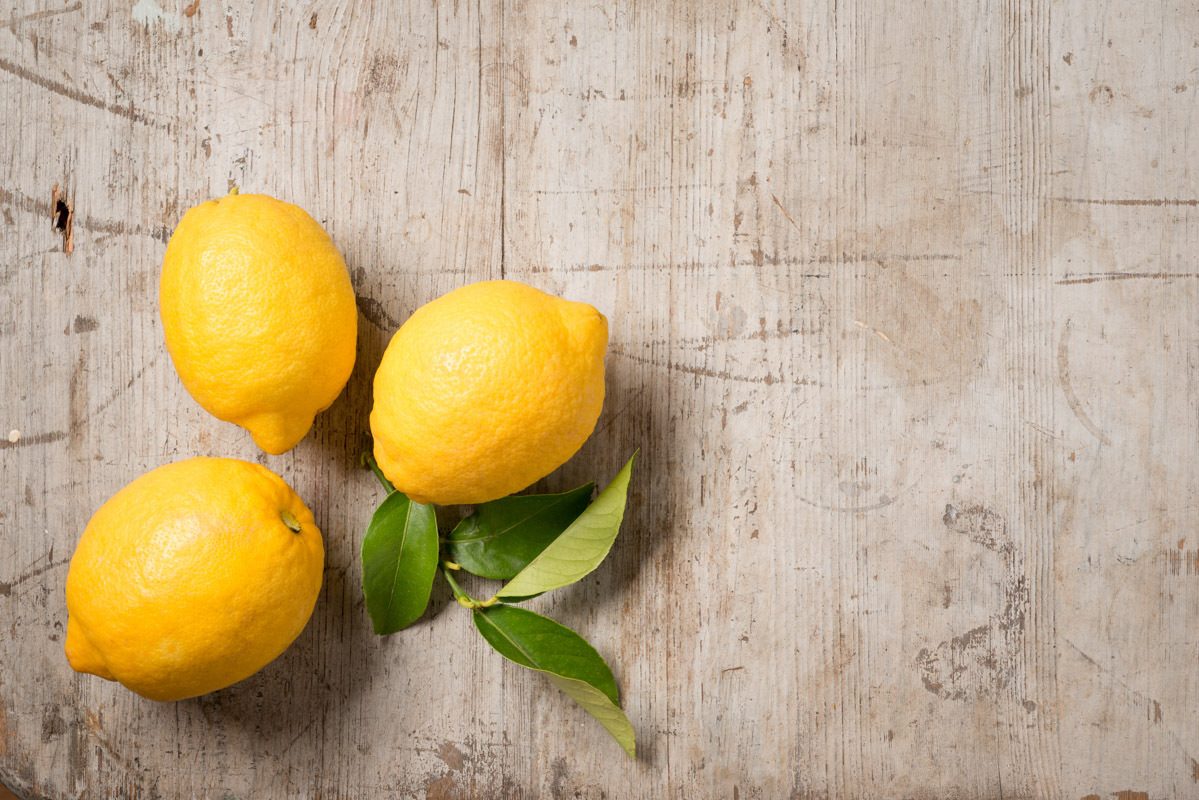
[473,605,635,757]
[473,604,618,703]
[447,483,594,580]
[361,491,438,635]
[497,453,636,600]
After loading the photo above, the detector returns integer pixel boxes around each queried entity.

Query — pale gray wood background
[2,0,1197,797]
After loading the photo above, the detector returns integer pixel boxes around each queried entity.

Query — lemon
[160,192,357,454]
[370,280,608,506]
[64,457,324,701]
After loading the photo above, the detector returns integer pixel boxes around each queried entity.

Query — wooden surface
[2,1,1198,797]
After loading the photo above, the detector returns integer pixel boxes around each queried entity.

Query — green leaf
[473,605,635,757]
[497,453,636,600]
[447,483,594,579]
[473,604,619,703]
[361,491,439,635]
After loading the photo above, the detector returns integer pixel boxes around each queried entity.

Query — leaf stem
[441,565,502,609]
[441,565,478,609]
[362,451,395,494]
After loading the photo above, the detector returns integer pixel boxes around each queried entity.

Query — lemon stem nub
[280,510,302,533]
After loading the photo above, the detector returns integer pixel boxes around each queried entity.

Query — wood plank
[0,0,1195,797]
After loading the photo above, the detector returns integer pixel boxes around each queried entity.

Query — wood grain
[2,0,1197,797]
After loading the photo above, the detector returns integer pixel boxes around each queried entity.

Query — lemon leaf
[473,605,635,757]
[446,483,594,579]
[496,454,636,600]
[361,491,438,635]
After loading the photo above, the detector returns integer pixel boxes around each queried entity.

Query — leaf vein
[382,498,415,617]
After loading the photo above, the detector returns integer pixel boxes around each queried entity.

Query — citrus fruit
[64,457,324,701]
[370,280,608,505]
[160,191,357,454]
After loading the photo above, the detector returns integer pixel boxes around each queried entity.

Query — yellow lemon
[370,280,608,505]
[160,192,357,454]
[64,457,324,701]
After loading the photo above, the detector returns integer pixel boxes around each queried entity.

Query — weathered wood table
[3,1,1197,797]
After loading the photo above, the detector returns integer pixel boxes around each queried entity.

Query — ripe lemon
[160,192,357,454]
[64,457,324,701]
[370,280,608,505]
